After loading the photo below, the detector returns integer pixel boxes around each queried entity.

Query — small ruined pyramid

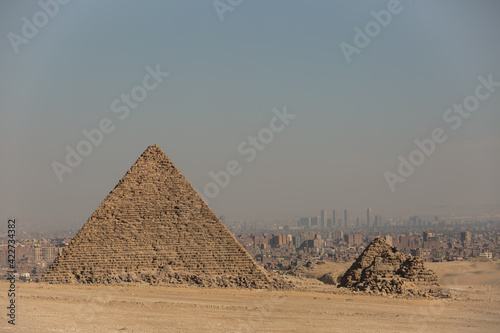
[339,237,444,297]
[42,145,270,288]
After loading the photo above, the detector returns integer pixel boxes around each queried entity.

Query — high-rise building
[366,208,372,227]
[270,234,287,248]
[299,217,311,227]
[333,230,344,240]
[461,231,472,243]
[344,233,363,246]
[344,209,349,228]
[321,210,325,229]
[311,216,320,227]
[423,231,433,242]
[306,233,324,249]
[42,247,57,262]
[34,247,42,262]
[293,234,307,248]
[332,209,336,227]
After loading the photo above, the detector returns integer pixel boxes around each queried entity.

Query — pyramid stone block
[42,145,270,288]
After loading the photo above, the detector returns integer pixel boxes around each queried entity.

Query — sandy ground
[2,261,500,332]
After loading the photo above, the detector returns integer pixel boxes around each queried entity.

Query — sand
[2,261,499,332]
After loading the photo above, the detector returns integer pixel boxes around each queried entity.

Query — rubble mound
[339,237,446,297]
[318,273,337,285]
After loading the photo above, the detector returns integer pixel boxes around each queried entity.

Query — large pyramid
[339,237,445,297]
[42,145,271,288]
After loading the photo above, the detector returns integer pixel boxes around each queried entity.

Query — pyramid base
[41,270,295,290]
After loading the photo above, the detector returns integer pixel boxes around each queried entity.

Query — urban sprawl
[1,210,499,281]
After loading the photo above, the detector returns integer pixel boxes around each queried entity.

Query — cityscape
[2,210,498,281]
[227,210,499,271]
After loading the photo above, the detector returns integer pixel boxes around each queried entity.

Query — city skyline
[2,204,499,234]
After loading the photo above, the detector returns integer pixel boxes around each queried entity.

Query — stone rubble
[339,237,447,297]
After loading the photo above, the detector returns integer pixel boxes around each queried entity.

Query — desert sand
[2,261,500,332]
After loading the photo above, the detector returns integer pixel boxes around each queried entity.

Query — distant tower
[321,210,325,229]
[356,217,360,227]
[376,215,383,227]
[460,231,471,243]
[366,208,371,227]
[344,209,349,228]
[332,209,336,228]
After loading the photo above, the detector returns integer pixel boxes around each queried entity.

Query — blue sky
[1,0,499,230]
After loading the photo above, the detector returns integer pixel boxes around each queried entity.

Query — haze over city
[1,0,499,232]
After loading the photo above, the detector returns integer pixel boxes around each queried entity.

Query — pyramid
[339,237,445,297]
[42,145,271,288]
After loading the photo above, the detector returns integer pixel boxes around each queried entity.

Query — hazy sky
[1,0,499,231]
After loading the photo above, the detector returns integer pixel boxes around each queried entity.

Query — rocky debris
[339,237,447,297]
[41,145,275,289]
[318,273,337,285]
[78,270,295,289]
[305,261,316,269]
